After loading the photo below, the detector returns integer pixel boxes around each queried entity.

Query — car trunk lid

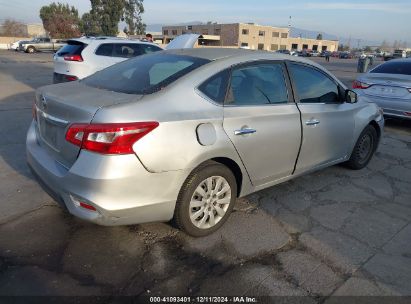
[165,34,202,49]
[360,73,411,99]
[35,81,143,168]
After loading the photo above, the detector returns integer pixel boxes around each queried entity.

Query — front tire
[174,161,237,237]
[345,125,378,170]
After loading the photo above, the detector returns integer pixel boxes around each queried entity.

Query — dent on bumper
[26,121,188,226]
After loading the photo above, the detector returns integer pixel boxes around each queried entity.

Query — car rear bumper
[360,94,411,120]
[53,72,78,84]
[26,121,188,226]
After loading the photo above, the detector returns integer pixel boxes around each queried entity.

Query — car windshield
[82,53,210,94]
[370,61,411,76]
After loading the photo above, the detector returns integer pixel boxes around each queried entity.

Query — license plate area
[38,117,59,150]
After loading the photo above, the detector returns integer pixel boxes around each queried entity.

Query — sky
[0,0,410,44]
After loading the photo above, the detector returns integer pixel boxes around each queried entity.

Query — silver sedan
[354,58,411,120]
[27,48,384,236]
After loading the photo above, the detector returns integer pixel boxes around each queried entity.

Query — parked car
[300,50,311,57]
[320,51,330,57]
[53,37,163,83]
[311,51,320,57]
[339,52,352,59]
[9,40,29,51]
[393,49,407,59]
[27,48,383,236]
[19,37,66,53]
[275,49,291,55]
[353,58,411,120]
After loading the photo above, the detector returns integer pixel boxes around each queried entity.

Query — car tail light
[404,112,411,116]
[64,54,83,62]
[65,122,159,155]
[64,75,78,81]
[79,201,97,211]
[353,80,370,89]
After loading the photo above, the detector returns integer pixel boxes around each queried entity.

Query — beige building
[26,23,47,37]
[162,22,339,52]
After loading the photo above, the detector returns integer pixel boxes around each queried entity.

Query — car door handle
[234,128,257,135]
[305,119,320,126]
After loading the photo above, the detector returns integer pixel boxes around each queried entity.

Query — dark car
[339,52,352,59]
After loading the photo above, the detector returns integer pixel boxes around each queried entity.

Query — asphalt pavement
[0,50,410,301]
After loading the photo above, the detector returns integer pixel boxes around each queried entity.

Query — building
[161,22,339,52]
[26,23,46,37]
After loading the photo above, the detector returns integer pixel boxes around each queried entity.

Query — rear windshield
[82,53,210,94]
[371,61,411,75]
[57,41,86,57]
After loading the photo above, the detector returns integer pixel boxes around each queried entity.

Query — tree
[338,44,350,52]
[40,2,81,38]
[80,0,146,36]
[81,0,124,36]
[1,19,26,37]
[80,12,101,36]
[316,33,323,40]
[123,0,146,35]
[363,46,372,52]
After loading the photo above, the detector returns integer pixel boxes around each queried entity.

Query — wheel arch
[187,156,249,198]
[210,157,243,197]
[369,120,382,142]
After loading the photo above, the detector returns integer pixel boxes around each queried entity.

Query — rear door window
[226,63,289,106]
[95,43,114,56]
[113,44,140,58]
[140,44,162,54]
[107,43,162,58]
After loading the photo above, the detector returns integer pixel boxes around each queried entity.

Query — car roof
[68,37,157,46]
[163,48,345,87]
[163,47,319,65]
[383,58,411,63]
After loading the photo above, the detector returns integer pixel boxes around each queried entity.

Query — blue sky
[0,0,410,44]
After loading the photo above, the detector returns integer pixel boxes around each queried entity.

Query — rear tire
[26,46,35,53]
[345,125,378,170]
[174,161,237,237]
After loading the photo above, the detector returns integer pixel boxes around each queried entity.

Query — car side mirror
[345,89,358,103]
